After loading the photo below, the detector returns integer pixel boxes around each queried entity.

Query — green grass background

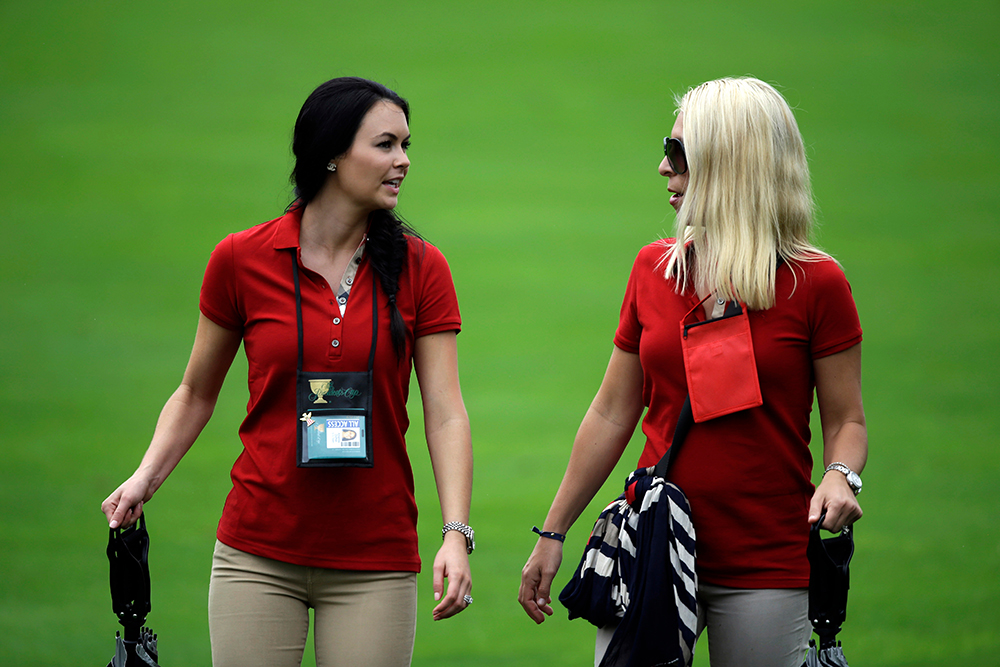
[2,1,997,665]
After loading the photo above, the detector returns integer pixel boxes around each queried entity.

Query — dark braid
[366,209,417,359]
[287,77,415,360]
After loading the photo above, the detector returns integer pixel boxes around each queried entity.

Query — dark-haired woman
[103,77,473,667]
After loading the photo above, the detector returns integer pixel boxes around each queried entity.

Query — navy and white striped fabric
[560,466,698,667]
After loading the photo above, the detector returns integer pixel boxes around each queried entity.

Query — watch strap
[824,462,861,495]
[442,521,475,554]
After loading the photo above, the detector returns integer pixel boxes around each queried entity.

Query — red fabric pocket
[680,298,762,422]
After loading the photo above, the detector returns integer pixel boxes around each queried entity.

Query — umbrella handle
[108,512,151,633]
[812,509,850,536]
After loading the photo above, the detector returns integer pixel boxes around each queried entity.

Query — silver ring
[463,594,473,605]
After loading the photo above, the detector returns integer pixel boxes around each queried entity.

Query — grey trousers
[596,583,810,667]
[208,540,417,667]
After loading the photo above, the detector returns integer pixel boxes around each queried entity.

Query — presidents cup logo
[309,379,362,403]
[308,379,331,403]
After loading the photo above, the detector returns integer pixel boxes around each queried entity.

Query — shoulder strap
[653,396,692,479]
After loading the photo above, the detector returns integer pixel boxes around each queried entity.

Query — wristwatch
[442,521,475,554]
[825,462,862,496]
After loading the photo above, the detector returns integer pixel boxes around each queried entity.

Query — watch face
[847,472,862,493]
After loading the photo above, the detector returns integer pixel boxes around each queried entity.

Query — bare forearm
[822,420,868,473]
[543,347,644,534]
[815,344,867,474]
[542,404,635,534]
[415,331,473,524]
[426,416,473,523]
[135,383,219,493]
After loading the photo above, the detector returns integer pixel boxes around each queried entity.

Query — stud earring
[327,162,337,173]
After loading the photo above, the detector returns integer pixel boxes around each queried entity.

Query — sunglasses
[663,137,688,175]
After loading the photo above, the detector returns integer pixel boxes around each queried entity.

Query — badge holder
[296,370,372,467]
[679,295,763,422]
[293,255,376,468]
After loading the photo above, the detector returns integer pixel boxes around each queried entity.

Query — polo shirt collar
[272,207,303,250]
[271,206,370,264]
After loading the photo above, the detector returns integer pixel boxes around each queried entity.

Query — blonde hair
[662,77,829,310]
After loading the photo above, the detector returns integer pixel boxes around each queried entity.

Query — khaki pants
[209,540,417,667]
[596,584,810,667]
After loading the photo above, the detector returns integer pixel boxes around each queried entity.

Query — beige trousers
[208,540,417,667]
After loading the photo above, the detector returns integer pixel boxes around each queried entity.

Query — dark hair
[289,77,415,359]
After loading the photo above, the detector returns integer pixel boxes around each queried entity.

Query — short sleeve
[808,260,863,359]
[411,239,462,338]
[199,234,243,331]
[613,250,646,353]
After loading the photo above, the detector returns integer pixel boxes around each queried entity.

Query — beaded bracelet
[532,526,566,542]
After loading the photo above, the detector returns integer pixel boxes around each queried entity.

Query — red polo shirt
[614,241,862,588]
[200,209,461,571]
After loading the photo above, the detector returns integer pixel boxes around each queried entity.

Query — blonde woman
[519,77,866,667]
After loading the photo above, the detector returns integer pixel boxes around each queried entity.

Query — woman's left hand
[431,531,472,620]
[808,471,863,532]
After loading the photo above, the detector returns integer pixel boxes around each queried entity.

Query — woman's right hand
[102,474,154,529]
[518,537,564,624]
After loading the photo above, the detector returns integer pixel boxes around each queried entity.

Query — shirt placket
[329,239,366,360]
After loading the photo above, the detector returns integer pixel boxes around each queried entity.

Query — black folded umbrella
[106,513,160,666]
[802,510,854,667]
